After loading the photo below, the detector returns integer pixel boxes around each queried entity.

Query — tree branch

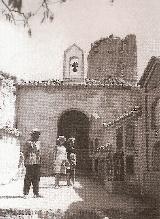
[0,0,68,27]
[0,0,107,35]
[1,0,16,24]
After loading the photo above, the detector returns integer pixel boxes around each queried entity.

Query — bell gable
[63,44,84,84]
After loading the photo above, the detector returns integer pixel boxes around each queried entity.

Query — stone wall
[15,84,139,175]
[137,59,160,199]
[93,108,145,195]
[141,82,160,198]
[0,73,16,128]
[87,34,137,86]
[0,128,20,184]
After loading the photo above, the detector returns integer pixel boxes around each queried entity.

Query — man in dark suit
[23,128,42,198]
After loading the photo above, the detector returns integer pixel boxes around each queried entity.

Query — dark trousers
[66,169,75,185]
[55,173,60,186]
[23,164,40,195]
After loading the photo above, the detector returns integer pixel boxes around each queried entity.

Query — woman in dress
[54,136,67,188]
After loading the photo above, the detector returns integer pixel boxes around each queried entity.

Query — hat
[70,153,76,158]
[68,137,75,142]
[30,128,41,135]
[57,136,66,143]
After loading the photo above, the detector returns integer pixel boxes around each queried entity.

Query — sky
[0,0,160,81]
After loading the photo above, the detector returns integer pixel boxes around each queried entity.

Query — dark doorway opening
[116,126,123,152]
[58,110,91,175]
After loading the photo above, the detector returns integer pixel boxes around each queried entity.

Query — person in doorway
[66,137,75,160]
[66,152,76,186]
[54,136,67,188]
[23,128,42,198]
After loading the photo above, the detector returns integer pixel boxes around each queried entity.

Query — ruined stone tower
[87,34,137,85]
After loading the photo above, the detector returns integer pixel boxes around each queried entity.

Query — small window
[95,159,98,172]
[152,141,160,171]
[126,155,134,175]
[93,47,99,53]
[125,122,135,151]
[90,140,93,151]
[107,50,113,54]
[154,99,160,129]
[95,138,99,149]
[116,127,123,152]
[151,98,160,130]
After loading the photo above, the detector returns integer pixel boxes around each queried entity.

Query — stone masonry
[87,34,137,86]
[15,83,140,175]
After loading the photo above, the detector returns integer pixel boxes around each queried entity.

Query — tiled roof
[0,126,20,136]
[16,79,62,86]
[16,76,133,89]
[103,106,141,128]
[138,56,160,88]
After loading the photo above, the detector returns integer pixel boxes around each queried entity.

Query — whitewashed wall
[0,133,20,184]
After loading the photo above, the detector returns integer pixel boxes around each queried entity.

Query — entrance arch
[57,109,91,174]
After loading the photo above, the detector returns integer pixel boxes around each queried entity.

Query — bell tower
[63,44,84,84]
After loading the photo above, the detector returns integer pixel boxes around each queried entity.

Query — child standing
[66,152,76,186]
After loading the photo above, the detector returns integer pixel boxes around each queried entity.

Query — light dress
[55,145,67,174]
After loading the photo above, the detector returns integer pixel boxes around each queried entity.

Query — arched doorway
[58,110,91,174]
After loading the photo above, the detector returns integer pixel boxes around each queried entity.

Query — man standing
[23,128,42,198]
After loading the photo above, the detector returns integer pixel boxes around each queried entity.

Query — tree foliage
[0,0,68,35]
[8,0,22,12]
[0,0,114,36]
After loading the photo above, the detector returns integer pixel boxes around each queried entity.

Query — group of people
[22,128,76,198]
[54,135,76,188]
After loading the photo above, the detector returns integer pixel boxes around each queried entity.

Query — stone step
[104,180,141,195]
[104,180,125,194]
[125,183,141,195]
